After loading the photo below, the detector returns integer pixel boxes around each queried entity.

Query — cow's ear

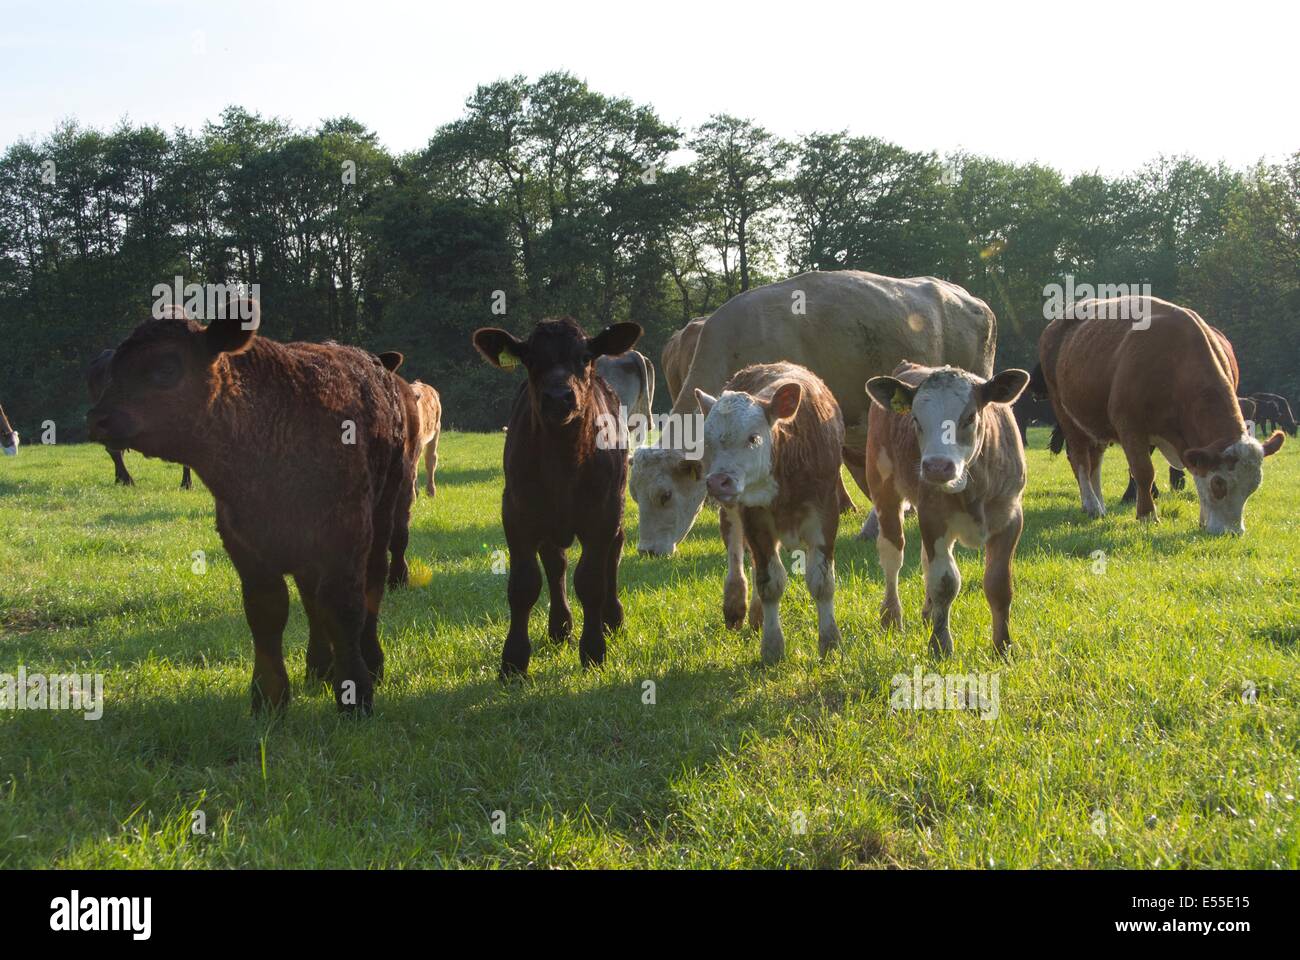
[204,299,259,357]
[980,369,1030,406]
[1262,430,1285,457]
[867,376,915,414]
[378,351,404,373]
[675,457,703,481]
[765,381,802,422]
[588,322,642,359]
[1182,446,1222,475]
[473,328,526,370]
[694,389,717,415]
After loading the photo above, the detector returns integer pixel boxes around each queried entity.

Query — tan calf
[410,381,442,498]
[866,362,1029,657]
[695,362,845,665]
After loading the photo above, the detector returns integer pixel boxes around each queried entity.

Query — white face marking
[701,391,776,507]
[911,376,980,493]
[629,446,707,555]
[1194,436,1265,535]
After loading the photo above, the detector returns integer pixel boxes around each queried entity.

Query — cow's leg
[240,573,291,713]
[835,474,855,514]
[295,572,332,685]
[1119,435,1158,522]
[874,486,906,630]
[501,522,541,680]
[180,465,192,490]
[1059,418,1104,517]
[720,505,749,629]
[983,507,1022,657]
[424,436,439,498]
[386,475,413,590]
[803,502,841,657]
[920,514,959,658]
[539,541,572,643]
[746,549,763,631]
[110,449,134,486]
[1169,466,1185,491]
[919,541,933,622]
[743,510,786,665]
[574,534,611,669]
[317,570,371,713]
[362,542,392,685]
[602,527,625,634]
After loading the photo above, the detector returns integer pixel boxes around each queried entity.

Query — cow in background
[1251,392,1297,436]
[87,299,418,714]
[695,362,844,665]
[473,317,641,679]
[1040,296,1282,533]
[595,349,654,449]
[0,401,17,456]
[866,362,1029,657]
[410,381,442,498]
[661,316,707,404]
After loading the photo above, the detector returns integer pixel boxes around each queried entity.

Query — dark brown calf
[473,317,641,679]
[87,301,417,714]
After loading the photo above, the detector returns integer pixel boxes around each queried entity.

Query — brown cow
[410,381,442,497]
[866,362,1029,657]
[87,300,418,714]
[1040,296,1283,534]
[694,362,845,665]
[0,401,17,456]
[473,317,641,679]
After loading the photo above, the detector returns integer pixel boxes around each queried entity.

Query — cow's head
[1183,431,1284,535]
[867,365,1029,493]
[628,446,705,556]
[0,404,17,456]
[694,381,801,508]
[473,318,641,428]
[86,301,260,460]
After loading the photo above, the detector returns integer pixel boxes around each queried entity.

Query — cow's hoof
[928,631,953,659]
[548,612,573,643]
[387,563,409,588]
[818,625,841,658]
[880,602,903,630]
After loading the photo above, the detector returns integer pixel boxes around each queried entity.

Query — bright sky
[1,0,1293,176]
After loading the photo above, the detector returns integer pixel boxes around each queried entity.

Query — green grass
[1,430,1297,868]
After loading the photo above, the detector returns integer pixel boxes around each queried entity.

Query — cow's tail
[1049,425,1066,456]
[1028,362,1050,400]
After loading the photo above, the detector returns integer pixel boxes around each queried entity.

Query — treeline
[1,71,1296,436]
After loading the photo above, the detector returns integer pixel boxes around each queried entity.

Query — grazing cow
[661,316,707,403]
[631,271,996,554]
[87,347,192,489]
[472,317,641,679]
[1251,392,1297,436]
[595,349,655,448]
[410,381,442,497]
[86,300,418,714]
[695,363,844,665]
[0,401,17,456]
[866,362,1029,657]
[1040,296,1283,533]
[1119,398,1256,502]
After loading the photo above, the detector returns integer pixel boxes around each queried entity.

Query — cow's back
[672,271,996,448]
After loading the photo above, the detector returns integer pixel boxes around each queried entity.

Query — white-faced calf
[865,362,1029,657]
[695,362,844,665]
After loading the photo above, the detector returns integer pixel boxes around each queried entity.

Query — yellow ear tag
[499,350,519,371]
[890,389,910,415]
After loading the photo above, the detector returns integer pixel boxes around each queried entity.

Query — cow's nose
[921,457,957,483]
[544,388,576,406]
[706,473,736,499]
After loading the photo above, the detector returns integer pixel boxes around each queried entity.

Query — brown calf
[473,317,641,679]
[1039,296,1283,534]
[866,362,1029,656]
[410,381,442,497]
[694,362,845,665]
[87,301,418,714]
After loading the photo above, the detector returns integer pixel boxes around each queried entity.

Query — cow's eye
[148,359,182,388]
[659,490,672,506]
[748,434,762,447]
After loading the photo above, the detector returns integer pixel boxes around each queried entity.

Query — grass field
[0,430,1297,868]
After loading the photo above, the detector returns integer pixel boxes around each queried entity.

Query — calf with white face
[695,362,844,665]
[865,363,1029,657]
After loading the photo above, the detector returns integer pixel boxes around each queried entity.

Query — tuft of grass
[0,431,1296,868]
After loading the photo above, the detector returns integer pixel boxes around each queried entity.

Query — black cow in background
[1251,393,1297,436]
[87,347,192,489]
[1012,364,1058,444]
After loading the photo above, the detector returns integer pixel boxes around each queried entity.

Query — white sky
[0,0,1293,176]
